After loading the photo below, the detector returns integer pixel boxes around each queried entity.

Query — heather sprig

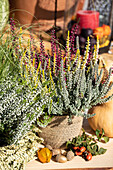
[18,31,113,120]
[70,23,79,53]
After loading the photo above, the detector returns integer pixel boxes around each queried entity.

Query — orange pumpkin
[102,24,111,36]
[93,27,104,39]
[93,24,111,39]
[88,55,113,137]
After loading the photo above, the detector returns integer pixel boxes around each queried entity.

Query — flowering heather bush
[1,21,113,144]
[18,29,113,124]
[0,75,50,145]
[0,24,51,145]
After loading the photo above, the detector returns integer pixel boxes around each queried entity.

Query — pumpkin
[102,24,111,36]
[93,24,111,39]
[93,27,104,39]
[88,55,113,137]
[0,0,9,31]
[37,147,52,163]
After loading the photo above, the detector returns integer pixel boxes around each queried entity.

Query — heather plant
[0,24,52,145]
[45,35,113,122]
[0,76,51,145]
[19,30,113,126]
[0,127,42,170]
[1,20,113,132]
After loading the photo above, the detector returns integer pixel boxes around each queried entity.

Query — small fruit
[86,153,92,161]
[73,146,79,150]
[75,151,82,156]
[75,148,82,156]
[37,148,52,163]
[80,146,86,153]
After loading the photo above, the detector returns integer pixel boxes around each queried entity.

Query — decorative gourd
[102,24,111,36]
[94,25,111,39]
[37,148,52,163]
[88,55,113,137]
[0,0,9,31]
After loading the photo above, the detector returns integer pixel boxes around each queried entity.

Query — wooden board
[25,119,113,170]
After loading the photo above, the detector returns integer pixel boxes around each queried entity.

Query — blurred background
[6,0,113,53]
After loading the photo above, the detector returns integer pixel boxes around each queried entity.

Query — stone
[56,154,67,163]
[61,149,67,156]
[52,149,61,156]
[66,151,74,161]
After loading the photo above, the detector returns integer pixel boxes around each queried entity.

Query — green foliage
[0,76,50,145]
[0,27,51,145]
[95,129,109,143]
[66,128,108,156]
[44,53,113,119]
[1,22,113,145]
[0,25,20,82]
[0,0,9,31]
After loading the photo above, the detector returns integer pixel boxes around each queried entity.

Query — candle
[77,10,99,30]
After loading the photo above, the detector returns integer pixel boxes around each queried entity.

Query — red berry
[87,151,92,155]
[73,146,79,150]
[75,148,82,156]
[80,146,86,153]
[86,153,92,161]
[75,150,83,156]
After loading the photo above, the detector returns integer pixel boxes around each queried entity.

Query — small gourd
[94,24,111,39]
[37,147,52,163]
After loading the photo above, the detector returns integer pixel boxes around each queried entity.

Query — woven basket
[38,115,83,149]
